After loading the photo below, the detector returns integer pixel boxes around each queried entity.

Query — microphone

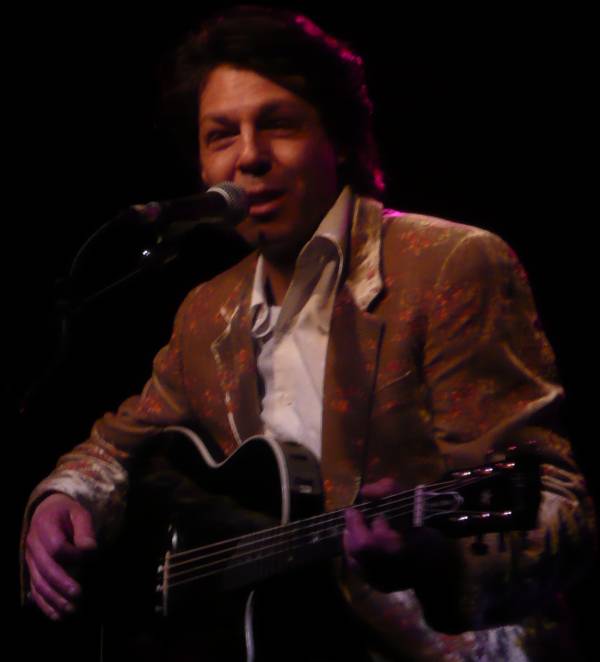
[130,182,248,228]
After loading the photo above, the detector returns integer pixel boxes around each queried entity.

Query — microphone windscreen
[207,182,249,226]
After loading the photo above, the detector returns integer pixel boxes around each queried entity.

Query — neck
[262,259,295,305]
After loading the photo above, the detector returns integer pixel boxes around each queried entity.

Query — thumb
[69,505,97,551]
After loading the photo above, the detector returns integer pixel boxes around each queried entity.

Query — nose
[237,128,271,177]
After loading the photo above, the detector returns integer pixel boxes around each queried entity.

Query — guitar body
[94,428,371,662]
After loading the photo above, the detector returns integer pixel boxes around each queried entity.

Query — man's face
[199,65,341,264]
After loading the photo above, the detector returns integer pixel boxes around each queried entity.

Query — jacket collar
[346,195,385,311]
[216,194,385,327]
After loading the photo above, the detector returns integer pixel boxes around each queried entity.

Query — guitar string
[166,472,487,565]
[165,498,497,590]
[165,483,461,574]
[166,499,419,589]
[164,500,454,577]
[164,472,492,570]
[164,475,498,587]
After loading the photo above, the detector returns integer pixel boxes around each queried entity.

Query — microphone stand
[17,206,237,419]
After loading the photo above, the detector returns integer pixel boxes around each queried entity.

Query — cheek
[302,146,339,202]
[200,152,235,185]
[279,141,338,188]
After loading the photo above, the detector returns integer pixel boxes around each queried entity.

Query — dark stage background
[7,3,596,659]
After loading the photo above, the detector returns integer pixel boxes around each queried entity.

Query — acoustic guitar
[92,427,540,661]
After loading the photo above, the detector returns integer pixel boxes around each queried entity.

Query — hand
[25,493,97,620]
[343,478,410,591]
[344,477,463,605]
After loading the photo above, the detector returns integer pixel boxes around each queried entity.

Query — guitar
[94,427,541,661]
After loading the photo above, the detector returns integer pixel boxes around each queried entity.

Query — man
[23,6,595,661]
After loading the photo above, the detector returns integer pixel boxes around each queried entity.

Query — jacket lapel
[320,197,386,510]
[211,258,264,446]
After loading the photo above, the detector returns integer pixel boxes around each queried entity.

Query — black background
[8,2,597,658]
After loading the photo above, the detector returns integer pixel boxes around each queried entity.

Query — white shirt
[250,186,352,459]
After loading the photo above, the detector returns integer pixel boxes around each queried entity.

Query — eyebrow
[200,100,303,126]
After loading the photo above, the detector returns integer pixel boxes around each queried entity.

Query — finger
[69,507,97,552]
[26,535,82,602]
[29,582,61,621]
[371,515,403,554]
[343,508,373,555]
[26,552,77,619]
[360,478,399,499]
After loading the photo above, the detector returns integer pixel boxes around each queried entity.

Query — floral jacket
[23,195,595,660]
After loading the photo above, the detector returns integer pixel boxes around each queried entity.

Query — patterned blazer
[23,195,595,659]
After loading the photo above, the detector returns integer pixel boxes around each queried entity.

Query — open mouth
[246,189,285,216]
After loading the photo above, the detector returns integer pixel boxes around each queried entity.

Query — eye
[204,129,237,146]
[263,116,299,132]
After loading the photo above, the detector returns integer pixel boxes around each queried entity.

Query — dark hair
[164,5,384,198]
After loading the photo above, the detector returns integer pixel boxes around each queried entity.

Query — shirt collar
[311,184,352,255]
[250,185,353,333]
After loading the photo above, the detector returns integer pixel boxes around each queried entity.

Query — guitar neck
[158,454,539,611]
[230,499,416,586]
[162,490,419,598]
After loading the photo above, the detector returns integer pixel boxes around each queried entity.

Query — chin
[258,235,306,266]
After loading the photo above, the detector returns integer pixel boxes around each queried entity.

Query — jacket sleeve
[419,229,596,632]
[21,284,200,578]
